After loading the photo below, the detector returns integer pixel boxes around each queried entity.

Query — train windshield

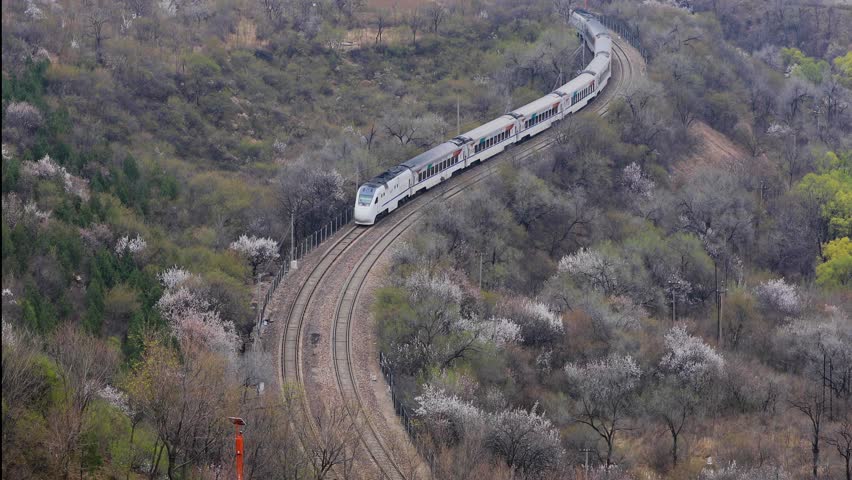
[357,186,376,206]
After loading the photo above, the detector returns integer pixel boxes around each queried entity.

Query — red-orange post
[228,417,246,480]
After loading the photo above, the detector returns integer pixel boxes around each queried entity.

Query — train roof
[585,18,609,38]
[572,8,594,19]
[511,93,563,118]
[401,142,460,171]
[366,165,409,186]
[554,73,595,95]
[595,36,612,54]
[583,55,610,76]
[461,114,516,141]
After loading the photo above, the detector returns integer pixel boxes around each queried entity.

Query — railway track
[275,34,644,479]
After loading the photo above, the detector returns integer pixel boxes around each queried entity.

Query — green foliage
[2,154,21,193]
[21,284,58,333]
[47,224,84,277]
[781,47,830,84]
[835,51,852,88]
[1,220,13,271]
[103,283,142,336]
[2,59,49,106]
[796,152,852,240]
[816,237,852,287]
[85,270,106,334]
[373,286,417,352]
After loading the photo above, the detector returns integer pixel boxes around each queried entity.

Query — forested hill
[2,0,585,477]
[2,0,852,478]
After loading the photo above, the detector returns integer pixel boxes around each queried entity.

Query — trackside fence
[595,14,651,62]
[379,352,415,435]
[254,207,354,338]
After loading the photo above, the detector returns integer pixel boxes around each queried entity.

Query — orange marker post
[228,417,246,480]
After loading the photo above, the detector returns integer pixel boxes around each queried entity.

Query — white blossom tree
[699,461,791,480]
[389,271,478,374]
[651,326,725,467]
[21,155,88,198]
[453,316,522,347]
[486,403,564,474]
[565,354,642,467]
[558,247,626,296]
[229,234,280,277]
[114,234,147,256]
[754,278,801,316]
[158,266,198,290]
[156,271,239,356]
[505,298,563,346]
[4,101,43,131]
[621,162,655,200]
[774,310,852,389]
[485,317,523,346]
[415,384,485,445]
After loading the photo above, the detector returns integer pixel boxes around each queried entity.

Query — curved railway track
[275,34,644,479]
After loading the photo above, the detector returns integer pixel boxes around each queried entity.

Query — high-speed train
[354,9,612,225]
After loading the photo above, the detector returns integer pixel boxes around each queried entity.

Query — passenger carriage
[354,10,612,225]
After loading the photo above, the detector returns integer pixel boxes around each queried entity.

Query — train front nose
[354,204,376,225]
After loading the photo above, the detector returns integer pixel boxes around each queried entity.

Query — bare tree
[125,336,234,480]
[374,12,386,45]
[827,413,852,480]
[405,8,424,47]
[301,402,363,479]
[565,354,642,467]
[789,384,827,480]
[47,323,119,479]
[83,0,115,65]
[426,2,447,34]
[381,107,447,148]
[124,0,155,17]
[259,0,287,27]
[486,405,564,474]
[553,0,575,23]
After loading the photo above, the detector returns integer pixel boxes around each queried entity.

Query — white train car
[459,115,519,167]
[354,9,612,225]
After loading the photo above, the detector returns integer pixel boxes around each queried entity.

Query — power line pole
[717,282,726,345]
[580,447,593,478]
[457,95,460,135]
[478,251,483,290]
[290,211,297,270]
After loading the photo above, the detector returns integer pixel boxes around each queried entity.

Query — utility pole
[672,288,677,323]
[290,212,297,270]
[479,251,484,290]
[457,95,460,135]
[717,281,726,345]
[228,417,246,480]
[579,447,593,478]
[666,279,677,323]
